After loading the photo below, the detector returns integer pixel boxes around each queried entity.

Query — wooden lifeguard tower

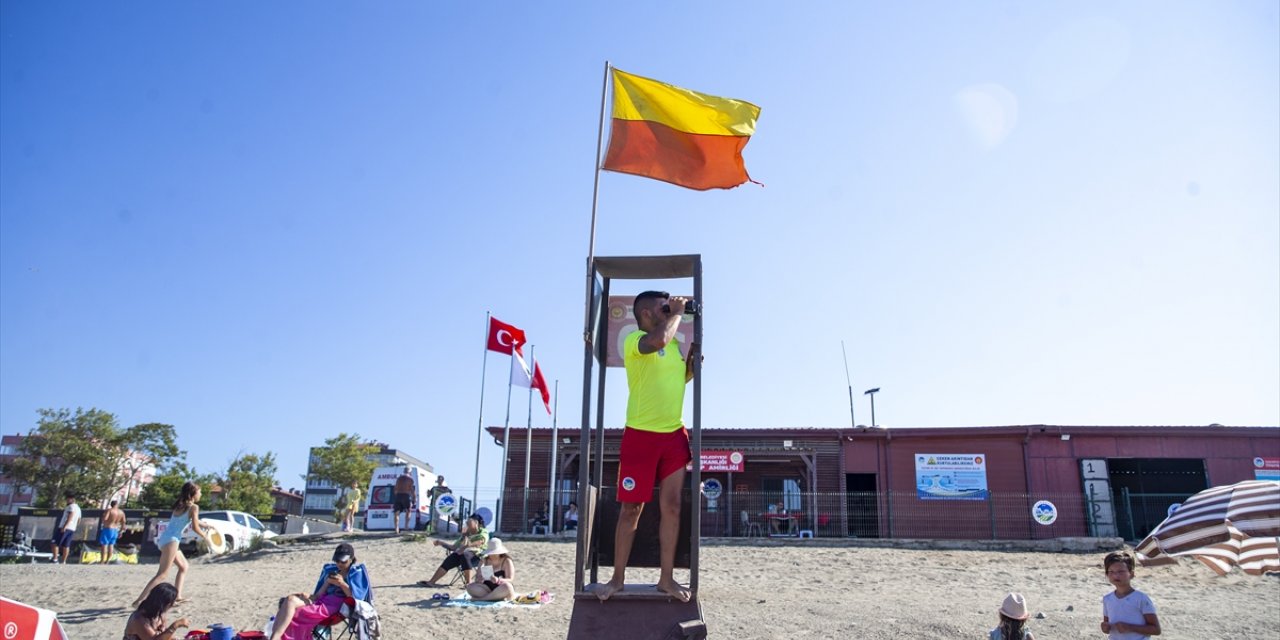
[567,254,707,640]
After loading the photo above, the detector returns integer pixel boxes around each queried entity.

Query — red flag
[531,361,551,415]
[487,317,526,355]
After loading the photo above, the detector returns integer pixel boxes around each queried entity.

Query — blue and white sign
[435,493,457,517]
[702,478,723,500]
[1032,500,1058,525]
[915,453,989,500]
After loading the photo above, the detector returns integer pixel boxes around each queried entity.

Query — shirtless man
[393,467,415,534]
[98,499,126,563]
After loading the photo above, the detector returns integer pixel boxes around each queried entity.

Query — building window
[306,494,336,511]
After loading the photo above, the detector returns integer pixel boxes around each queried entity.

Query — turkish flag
[487,317,526,355]
[531,361,552,415]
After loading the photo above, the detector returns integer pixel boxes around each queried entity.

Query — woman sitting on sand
[466,537,516,602]
[132,481,212,607]
[123,583,189,640]
[269,542,371,640]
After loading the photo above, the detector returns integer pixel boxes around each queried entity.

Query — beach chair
[312,595,379,640]
[740,511,762,537]
[311,597,356,640]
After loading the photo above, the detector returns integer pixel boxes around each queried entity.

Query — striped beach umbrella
[1135,480,1280,576]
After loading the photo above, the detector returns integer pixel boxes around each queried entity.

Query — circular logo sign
[1032,500,1058,525]
[1255,457,1266,468]
[5,621,18,640]
[621,477,636,491]
[729,452,744,465]
[702,478,723,500]
[435,493,457,517]
[1167,502,1181,518]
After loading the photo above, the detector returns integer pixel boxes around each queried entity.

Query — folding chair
[446,563,469,587]
[740,511,762,537]
[311,597,356,640]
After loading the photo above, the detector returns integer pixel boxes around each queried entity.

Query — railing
[488,488,1095,540]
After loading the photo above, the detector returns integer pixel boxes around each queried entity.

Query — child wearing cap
[1100,551,1161,639]
[989,592,1036,640]
[268,542,372,640]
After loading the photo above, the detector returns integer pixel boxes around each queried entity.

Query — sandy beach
[2,533,1276,639]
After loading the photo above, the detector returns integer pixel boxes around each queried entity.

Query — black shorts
[440,552,480,571]
[394,493,412,511]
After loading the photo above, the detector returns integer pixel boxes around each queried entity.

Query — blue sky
[2,2,1277,502]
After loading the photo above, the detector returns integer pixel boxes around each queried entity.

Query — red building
[490,424,1279,541]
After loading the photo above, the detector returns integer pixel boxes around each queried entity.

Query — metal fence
[1114,490,1198,541]
[491,488,1095,541]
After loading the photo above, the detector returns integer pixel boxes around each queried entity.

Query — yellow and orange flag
[602,68,761,191]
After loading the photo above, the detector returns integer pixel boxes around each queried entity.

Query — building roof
[486,424,1279,445]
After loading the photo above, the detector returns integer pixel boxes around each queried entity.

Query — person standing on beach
[429,475,451,533]
[343,480,362,532]
[393,467,414,534]
[595,291,698,603]
[1100,551,1161,639]
[98,498,126,564]
[52,493,81,564]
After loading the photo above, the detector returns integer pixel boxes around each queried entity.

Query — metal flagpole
[575,60,611,590]
[841,340,856,428]
[498,351,518,533]
[522,346,536,533]
[472,312,492,512]
[586,60,610,267]
[549,379,559,531]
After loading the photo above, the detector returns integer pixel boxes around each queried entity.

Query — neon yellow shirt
[624,330,686,433]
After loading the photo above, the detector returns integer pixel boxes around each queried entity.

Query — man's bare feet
[593,579,625,602]
[656,578,691,603]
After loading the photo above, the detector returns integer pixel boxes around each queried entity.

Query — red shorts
[617,426,692,503]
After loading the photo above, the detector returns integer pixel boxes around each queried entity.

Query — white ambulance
[365,465,436,531]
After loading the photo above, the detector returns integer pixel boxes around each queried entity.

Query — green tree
[307,433,380,492]
[139,462,216,511]
[114,422,183,507]
[217,451,278,514]
[0,409,188,509]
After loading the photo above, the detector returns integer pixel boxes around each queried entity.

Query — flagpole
[523,346,536,533]
[472,312,491,514]
[587,60,610,265]
[498,352,517,533]
[576,60,610,576]
[549,379,559,531]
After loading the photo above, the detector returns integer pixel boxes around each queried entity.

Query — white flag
[510,350,532,388]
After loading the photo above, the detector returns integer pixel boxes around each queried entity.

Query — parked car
[179,510,277,554]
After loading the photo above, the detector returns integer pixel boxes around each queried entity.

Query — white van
[365,465,436,531]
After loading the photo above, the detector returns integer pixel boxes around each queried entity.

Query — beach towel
[440,591,554,609]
